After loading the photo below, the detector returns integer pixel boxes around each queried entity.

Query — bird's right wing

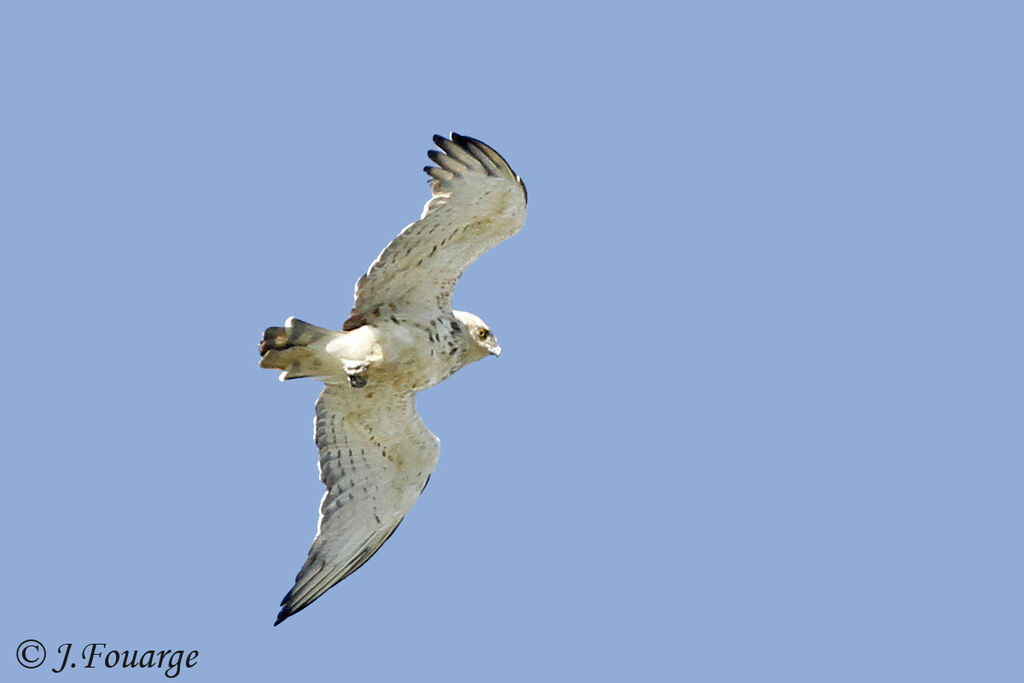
[344,133,527,329]
[275,384,439,625]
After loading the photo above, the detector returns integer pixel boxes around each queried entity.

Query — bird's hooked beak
[491,346,502,357]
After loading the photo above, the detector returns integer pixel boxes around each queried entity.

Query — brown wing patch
[342,314,367,332]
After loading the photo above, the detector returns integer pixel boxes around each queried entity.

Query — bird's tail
[259,317,343,381]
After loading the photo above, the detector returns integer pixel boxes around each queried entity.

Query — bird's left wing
[344,133,526,329]
[275,384,439,625]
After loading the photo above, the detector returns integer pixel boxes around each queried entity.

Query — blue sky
[3,2,1022,681]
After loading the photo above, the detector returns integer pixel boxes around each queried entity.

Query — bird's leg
[327,325,384,390]
[341,359,372,388]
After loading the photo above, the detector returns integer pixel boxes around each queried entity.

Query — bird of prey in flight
[259,133,527,625]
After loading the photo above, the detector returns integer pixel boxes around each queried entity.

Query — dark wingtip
[275,594,316,626]
[449,132,485,152]
[428,132,526,203]
[275,590,297,626]
[449,132,496,154]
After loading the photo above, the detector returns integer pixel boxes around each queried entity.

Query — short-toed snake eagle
[258,133,527,625]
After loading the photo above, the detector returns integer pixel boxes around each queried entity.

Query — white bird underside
[260,133,526,625]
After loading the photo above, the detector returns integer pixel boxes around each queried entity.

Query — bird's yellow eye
[478,329,489,340]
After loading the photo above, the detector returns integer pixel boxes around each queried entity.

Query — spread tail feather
[259,318,342,381]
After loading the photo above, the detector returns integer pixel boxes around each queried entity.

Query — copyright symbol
[17,639,45,668]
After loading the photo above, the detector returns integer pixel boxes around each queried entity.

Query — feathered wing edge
[424,133,527,205]
[344,133,527,331]
[275,517,407,625]
[274,387,439,626]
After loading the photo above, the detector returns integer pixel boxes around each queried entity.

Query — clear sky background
[3,2,1022,681]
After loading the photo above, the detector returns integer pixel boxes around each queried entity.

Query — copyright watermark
[16,640,198,677]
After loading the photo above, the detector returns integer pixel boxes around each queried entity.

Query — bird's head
[454,310,501,362]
